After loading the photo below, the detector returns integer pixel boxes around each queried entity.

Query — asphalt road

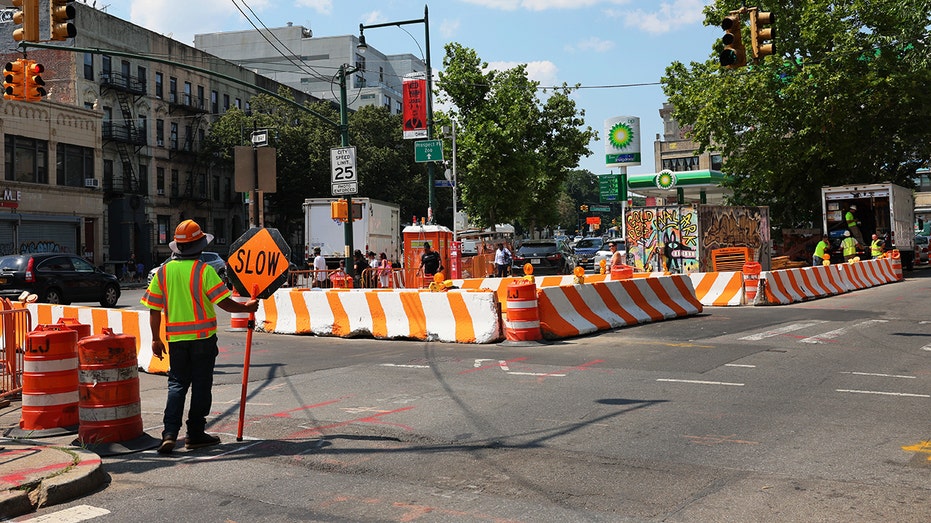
[16,270,931,522]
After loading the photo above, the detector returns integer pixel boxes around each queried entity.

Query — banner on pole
[402,72,428,139]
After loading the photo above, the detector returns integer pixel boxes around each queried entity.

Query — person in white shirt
[494,243,512,278]
[312,247,327,288]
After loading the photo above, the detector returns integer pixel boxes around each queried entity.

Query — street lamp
[358,5,436,223]
[442,120,458,242]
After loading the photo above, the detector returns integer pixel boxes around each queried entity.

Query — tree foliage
[662,0,931,229]
[438,43,596,233]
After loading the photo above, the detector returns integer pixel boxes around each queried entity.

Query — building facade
[0,3,316,271]
[194,25,425,116]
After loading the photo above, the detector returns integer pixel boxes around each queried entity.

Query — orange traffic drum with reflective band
[77,328,143,444]
[505,281,542,342]
[21,326,80,431]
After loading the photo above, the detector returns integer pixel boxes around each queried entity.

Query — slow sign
[227,227,291,299]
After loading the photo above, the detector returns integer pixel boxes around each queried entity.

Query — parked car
[573,237,604,271]
[0,253,121,307]
[147,251,229,286]
[915,235,929,264]
[593,239,627,271]
[511,239,576,276]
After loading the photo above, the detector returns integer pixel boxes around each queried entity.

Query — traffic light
[3,60,26,101]
[580,204,589,212]
[749,9,775,60]
[23,60,46,102]
[11,0,39,43]
[719,14,746,69]
[50,0,77,41]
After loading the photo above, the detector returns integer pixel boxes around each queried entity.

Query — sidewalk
[0,399,109,519]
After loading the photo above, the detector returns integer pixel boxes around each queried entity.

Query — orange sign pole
[236,283,259,441]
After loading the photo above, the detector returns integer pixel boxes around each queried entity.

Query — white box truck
[821,183,914,269]
[303,198,401,268]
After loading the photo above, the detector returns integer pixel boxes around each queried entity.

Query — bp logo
[608,120,635,151]
[655,169,676,190]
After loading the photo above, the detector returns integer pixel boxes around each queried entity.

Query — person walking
[378,252,392,288]
[312,247,327,288]
[141,219,259,454]
[813,235,831,266]
[493,243,512,278]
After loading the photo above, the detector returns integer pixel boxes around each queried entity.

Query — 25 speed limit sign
[330,146,358,196]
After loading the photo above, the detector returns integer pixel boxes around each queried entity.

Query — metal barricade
[0,300,33,399]
[287,269,334,289]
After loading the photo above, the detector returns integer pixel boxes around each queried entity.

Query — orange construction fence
[0,299,32,400]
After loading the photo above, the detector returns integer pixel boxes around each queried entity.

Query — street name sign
[414,139,444,163]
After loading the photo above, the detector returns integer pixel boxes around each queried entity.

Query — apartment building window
[354,54,366,88]
[155,72,163,99]
[157,215,170,245]
[711,154,723,171]
[213,175,220,201]
[223,94,229,112]
[137,115,147,144]
[170,169,179,197]
[103,159,113,188]
[156,167,165,195]
[223,177,231,202]
[211,90,218,113]
[197,85,205,110]
[395,100,402,114]
[170,122,178,150]
[384,96,391,109]
[234,98,241,109]
[169,76,177,103]
[55,143,94,188]
[101,55,111,79]
[213,219,226,245]
[5,135,48,184]
[183,82,192,106]
[83,53,93,80]
[137,66,146,93]
[120,60,130,86]
[155,119,164,146]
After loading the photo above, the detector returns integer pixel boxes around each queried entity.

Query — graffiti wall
[625,205,770,273]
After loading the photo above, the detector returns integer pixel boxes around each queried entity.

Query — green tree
[662,1,931,229]
[438,43,596,233]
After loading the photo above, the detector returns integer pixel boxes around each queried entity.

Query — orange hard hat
[169,219,214,256]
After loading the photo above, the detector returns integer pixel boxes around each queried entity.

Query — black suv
[512,239,576,276]
[0,253,121,307]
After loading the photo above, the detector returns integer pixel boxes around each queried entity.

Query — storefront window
[56,143,94,187]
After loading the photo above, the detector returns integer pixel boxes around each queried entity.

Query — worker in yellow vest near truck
[141,220,259,454]
[840,230,859,262]
[845,205,864,245]
[870,233,885,259]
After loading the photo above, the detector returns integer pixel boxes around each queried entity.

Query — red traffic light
[23,60,46,102]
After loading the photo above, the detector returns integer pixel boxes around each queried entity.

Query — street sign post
[414,139,443,163]
[330,146,358,196]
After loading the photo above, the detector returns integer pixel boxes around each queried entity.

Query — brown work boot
[185,433,221,450]
[157,433,177,454]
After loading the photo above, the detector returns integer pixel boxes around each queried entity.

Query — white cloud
[361,10,386,26]
[294,0,333,15]
[486,60,560,86]
[607,0,707,35]
[568,37,615,53]
[440,19,461,39]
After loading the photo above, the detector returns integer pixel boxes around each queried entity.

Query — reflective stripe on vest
[162,260,219,341]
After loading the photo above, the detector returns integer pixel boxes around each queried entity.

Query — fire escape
[100,72,146,195]
[168,89,209,206]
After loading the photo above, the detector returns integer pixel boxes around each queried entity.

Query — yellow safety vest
[141,259,230,341]
[870,239,883,257]
[841,237,857,256]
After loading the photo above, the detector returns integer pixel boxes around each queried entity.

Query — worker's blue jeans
[163,335,219,438]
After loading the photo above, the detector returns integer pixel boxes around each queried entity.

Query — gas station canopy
[626,170,732,205]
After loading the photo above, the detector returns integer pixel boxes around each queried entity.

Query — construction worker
[845,205,864,245]
[840,230,858,262]
[870,233,885,259]
[813,235,830,266]
[142,220,259,454]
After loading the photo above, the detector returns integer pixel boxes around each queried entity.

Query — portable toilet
[403,224,452,288]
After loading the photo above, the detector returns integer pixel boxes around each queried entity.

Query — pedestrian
[141,219,259,455]
[419,242,442,276]
[312,247,327,288]
[135,260,145,283]
[378,252,392,288]
[353,250,368,288]
[813,235,831,266]
[846,204,864,245]
[870,233,885,259]
[840,230,858,262]
[366,251,378,288]
[493,243,512,278]
[608,239,624,269]
[126,253,136,282]
[329,259,350,288]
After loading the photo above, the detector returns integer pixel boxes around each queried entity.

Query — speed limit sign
[331,146,358,196]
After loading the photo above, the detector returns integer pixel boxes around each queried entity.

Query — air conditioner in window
[84,178,99,188]
[157,188,165,195]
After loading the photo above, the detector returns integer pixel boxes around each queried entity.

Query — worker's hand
[244,298,260,313]
[152,339,166,360]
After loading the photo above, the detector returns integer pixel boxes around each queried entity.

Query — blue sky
[109,0,716,177]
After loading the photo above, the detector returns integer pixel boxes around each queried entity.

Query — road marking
[683,434,759,446]
[725,364,756,368]
[836,389,930,398]
[842,371,916,379]
[19,504,110,522]
[379,363,431,369]
[738,321,828,341]
[901,440,931,461]
[657,379,744,386]
[508,371,566,377]
[800,319,888,344]
[921,345,931,352]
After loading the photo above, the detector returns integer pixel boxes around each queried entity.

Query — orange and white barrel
[742,261,762,303]
[609,264,634,280]
[229,289,250,332]
[504,282,542,342]
[21,326,80,431]
[77,328,143,444]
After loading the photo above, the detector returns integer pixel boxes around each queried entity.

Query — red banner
[402,73,427,139]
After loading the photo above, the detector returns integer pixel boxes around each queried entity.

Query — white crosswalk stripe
[737,320,828,341]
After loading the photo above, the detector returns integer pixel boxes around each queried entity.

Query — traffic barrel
[742,261,762,303]
[504,281,542,342]
[20,325,80,433]
[76,328,143,445]
[229,288,250,332]
[609,264,634,280]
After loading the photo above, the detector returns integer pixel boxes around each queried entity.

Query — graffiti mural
[20,241,70,254]
[699,206,770,270]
